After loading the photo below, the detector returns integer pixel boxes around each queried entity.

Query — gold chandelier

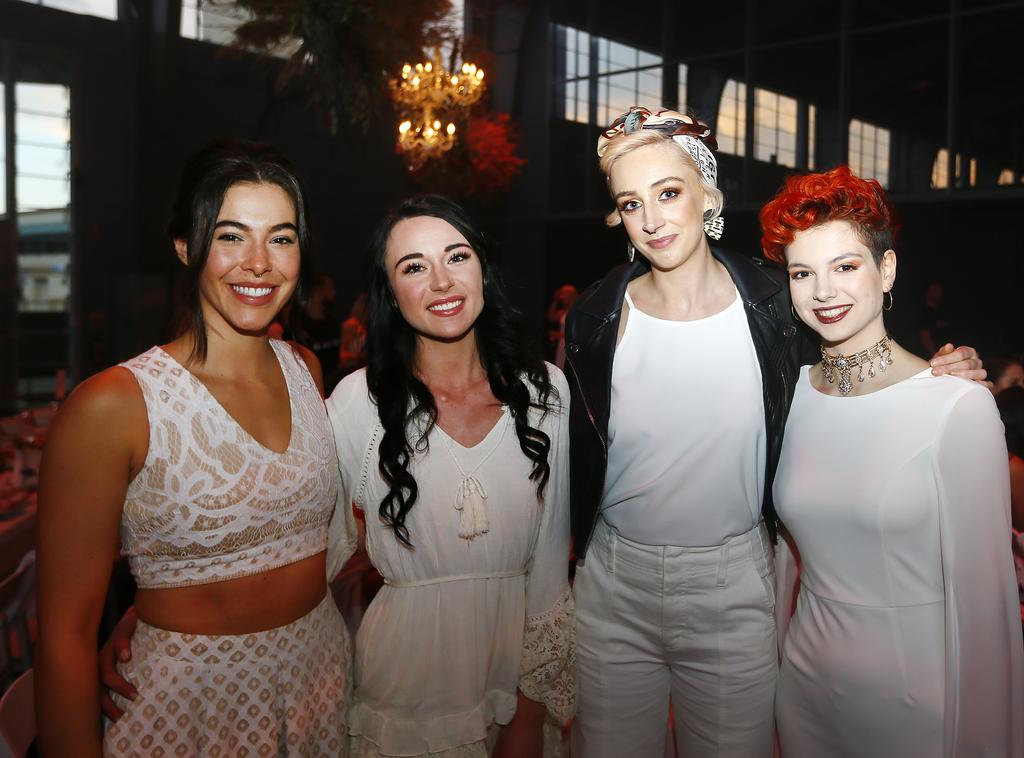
[390,48,485,169]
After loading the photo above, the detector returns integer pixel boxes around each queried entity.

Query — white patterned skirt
[103,594,351,757]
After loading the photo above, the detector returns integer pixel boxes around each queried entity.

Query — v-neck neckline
[156,341,296,456]
[433,406,510,452]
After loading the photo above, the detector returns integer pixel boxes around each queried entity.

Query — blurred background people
[338,291,369,380]
[297,272,343,392]
[989,355,1024,395]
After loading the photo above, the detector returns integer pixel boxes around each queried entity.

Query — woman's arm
[504,367,576,753]
[934,386,1024,755]
[35,368,147,757]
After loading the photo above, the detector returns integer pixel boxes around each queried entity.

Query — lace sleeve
[519,587,577,724]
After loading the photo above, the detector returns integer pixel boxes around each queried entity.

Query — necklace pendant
[838,375,853,395]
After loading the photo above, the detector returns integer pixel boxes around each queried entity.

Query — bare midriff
[134,551,328,634]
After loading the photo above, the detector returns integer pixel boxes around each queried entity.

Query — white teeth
[429,299,463,312]
[818,306,850,318]
[232,285,272,297]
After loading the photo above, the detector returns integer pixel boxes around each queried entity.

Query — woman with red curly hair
[564,106,985,758]
[762,166,1023,757]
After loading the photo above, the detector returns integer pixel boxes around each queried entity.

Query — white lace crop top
[118,340,338,589]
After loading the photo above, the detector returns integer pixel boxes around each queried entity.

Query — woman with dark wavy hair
[326,195,575,757]
[762,166,1022,757]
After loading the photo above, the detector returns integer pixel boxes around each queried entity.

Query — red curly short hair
[759,165,899,264]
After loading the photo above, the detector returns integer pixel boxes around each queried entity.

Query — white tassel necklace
[439,412,510,540]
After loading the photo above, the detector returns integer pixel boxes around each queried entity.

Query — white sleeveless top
[119,340,337,589]
[601,290,766,547]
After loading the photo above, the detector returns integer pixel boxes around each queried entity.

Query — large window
[16,0,115,20]
[754,88,798,167]
[180,0,298,56]
[555,25,591,124]
[553,25,661,127]
[0,83,6,217]
[717,79,747,156]
[848,119,890,187]
[594,37,661,126]
[15,84,70,213]
[15,83,71,314]
[931,148,977,189]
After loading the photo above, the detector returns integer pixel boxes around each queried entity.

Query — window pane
[15,84,71,213]
[849,118,890,187]
[17,0,116,20]
[180,0,297,56]
[718,79,747,156]
[0,85,4,216]
[678,64,688,112]
[808,104,816,169]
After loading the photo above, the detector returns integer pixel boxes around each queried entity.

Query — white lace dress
[325,366,575,757]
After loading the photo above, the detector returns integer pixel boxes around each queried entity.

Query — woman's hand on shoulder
[928,343,989,386]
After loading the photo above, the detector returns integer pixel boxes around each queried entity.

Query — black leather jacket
[563,246,816,560]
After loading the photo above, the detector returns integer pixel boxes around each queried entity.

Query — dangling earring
[883,289,894,311]
[626,241,636,263]
[703,209,725,241]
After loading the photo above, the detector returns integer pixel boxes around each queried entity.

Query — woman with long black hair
[326,195,575,757]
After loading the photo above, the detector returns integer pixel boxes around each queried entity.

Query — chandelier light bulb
[390,49,487,169]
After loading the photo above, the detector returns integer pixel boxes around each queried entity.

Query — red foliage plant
[410,111,526,200]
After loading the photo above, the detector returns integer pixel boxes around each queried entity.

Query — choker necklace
[820,336,893,396]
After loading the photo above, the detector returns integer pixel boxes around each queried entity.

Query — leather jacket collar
[564,246,810,558]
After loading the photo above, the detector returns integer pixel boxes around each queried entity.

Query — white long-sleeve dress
[774,367,1023,758]
[325,366,575,757]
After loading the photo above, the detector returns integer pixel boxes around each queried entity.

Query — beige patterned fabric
[519,588,577,725]
[119,341,337,589]
[104,595,350,757]
[349,734,489,757]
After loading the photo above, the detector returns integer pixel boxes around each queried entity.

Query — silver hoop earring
[627,241,636,263]
[883,290,894,311]
[791,304,801,323]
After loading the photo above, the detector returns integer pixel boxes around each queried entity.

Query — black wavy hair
[365,195,558,548]
[168,139,312,364]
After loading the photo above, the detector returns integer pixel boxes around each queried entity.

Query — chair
[0,669,34,758]
[0,552,36,685]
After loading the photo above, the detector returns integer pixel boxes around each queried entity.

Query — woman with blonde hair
[564,106,984,758]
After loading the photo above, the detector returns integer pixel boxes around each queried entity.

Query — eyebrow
[393,243,473,269]
[787,251,865,270]
[213,220,298,233]
[614,176,687,200]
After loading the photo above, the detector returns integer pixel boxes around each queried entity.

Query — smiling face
[608,141,712,272]
[786,220,896,353]
[179,181,300,338]
[384,215,484,344]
